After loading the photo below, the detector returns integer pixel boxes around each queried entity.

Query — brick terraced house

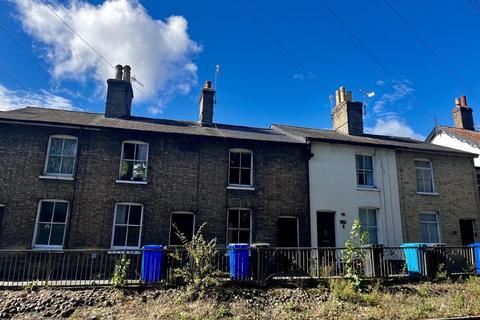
[274,87,480,247]
[0,65,310,250]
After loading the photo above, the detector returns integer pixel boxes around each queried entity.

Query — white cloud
[365,118,425,140]
[293,73,305,80]
[373,79,414,113]
[0,84,76,111]
[13,0,201,113]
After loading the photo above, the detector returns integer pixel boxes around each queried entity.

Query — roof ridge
[23,106,101,115]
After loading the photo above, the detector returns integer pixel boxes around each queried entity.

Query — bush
[341,219,368,290]
[170,223,222,299]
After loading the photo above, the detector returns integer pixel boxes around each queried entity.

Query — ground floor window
[227,208,251,244]
[111,203,143,249]
[359,208,378,244]
[170,212,195,245]
[421,212,440,243]
[277,217,299,247]
[33,200,69,249]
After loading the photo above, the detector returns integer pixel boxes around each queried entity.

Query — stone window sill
[32,246,64,251]
[39,175,74,181]
[115,180,148,185]
[416,192,439,196]
[227,185,255,191]
[356,186,381,192]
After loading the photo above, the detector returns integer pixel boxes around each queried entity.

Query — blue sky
[0,0,479,139]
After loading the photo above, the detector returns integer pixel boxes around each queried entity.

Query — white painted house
[273,87,471,247]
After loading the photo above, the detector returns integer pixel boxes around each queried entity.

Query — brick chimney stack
[331,86,364,135]
[452,95,474,131]
[198,80,215,127]
[105,64,134,119]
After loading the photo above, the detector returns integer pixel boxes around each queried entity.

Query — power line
[240,2,323,89]
[466,0,480,13]
[0,63,29,91]
[383,0,480,104]
[320,0,436,122]
[40,0,163,112]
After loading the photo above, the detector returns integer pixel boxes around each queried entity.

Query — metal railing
[0,246,476,287]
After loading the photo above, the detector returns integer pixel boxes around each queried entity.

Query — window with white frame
[415,160,435,193]
[44,135,78,176]
[111,203,143,249]
[33,200,69,248]
[359,208,379,244]
[421,212,440,243]
[0,205,5,225]
[355,155,374,187]
[228,149,253,187]
[119,141,149,181]
[227,208,251,244]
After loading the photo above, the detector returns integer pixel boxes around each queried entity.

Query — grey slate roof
[272,124,476,156]
[0,107,300,144]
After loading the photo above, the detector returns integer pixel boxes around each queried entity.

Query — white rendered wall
[431,132,480,167]
[309,142,403,247]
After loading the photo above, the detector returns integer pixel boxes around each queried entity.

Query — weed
[341,219,368,290]
[111,254,130,287]
[216,305,233,318]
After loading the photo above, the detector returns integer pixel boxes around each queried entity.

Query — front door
[460,219,476,245]
[317,211,335,247]
[278,217,298,247]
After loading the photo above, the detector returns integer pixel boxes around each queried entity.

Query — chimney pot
[455,98,461,106]
[331,86,364,135]
[123,65,131,82]
[460,95,468,107]
[204,80,212,89]
[115,65,123,80]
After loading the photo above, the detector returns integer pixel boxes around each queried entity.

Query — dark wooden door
[460,219,476,245]
[317,211,336,247]
[277,217,298,247]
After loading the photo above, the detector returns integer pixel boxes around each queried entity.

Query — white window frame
[421,211,441,243]
[226,208,252,245]
[277,216,300,247]
[110,203,144,250]
[43,135,78,177]
[355,154,375,188]
[0,204,5,226]
[228,148,254,188]
[118,140,149,183]
[32,200,69,250]
[359,207,380,244]
[169,212,195,246]
[415,159,436,194]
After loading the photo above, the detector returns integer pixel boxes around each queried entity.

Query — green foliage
[341,219,368,290]
[170,223,222,299]
[330,279,358,303]
[111,255,130,287]
[434,263,449,282]
[216,305,233,318]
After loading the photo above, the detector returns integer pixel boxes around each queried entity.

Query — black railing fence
[0,246,476,287]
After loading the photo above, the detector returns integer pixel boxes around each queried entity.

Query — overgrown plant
[111,254,130,287]
[170,223,222,299]
[341,219,368,290]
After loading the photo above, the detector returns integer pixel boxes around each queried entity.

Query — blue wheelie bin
[141,245,164,284]
[400,243,428,277]
[227,243,250,280]
[468,243,480,275]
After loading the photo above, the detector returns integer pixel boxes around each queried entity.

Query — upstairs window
[359,208,378,244]
[44,135,78,176]
[415,160,435,193]
[33,200,69,249]
[111,203,143,249]
[421,212,440,243]
[169,212,195,246]
[476,173,480,193]
[227,208,251,244]
[228,149,253,187]
[356,155,374,187]
[119,141,148,182]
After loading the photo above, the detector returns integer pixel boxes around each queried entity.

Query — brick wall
[396,150,480,245]
[0,123,310,249]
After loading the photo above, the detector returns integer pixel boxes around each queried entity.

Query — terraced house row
[0,66,478,250]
